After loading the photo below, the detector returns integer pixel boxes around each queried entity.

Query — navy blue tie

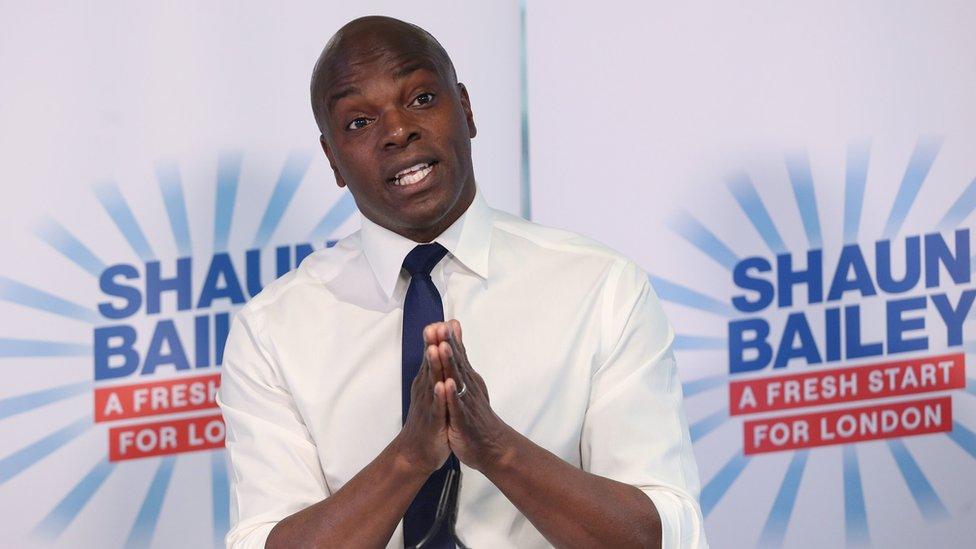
[401,243,457,548]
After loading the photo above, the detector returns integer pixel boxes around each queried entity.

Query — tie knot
[402,243,449,276]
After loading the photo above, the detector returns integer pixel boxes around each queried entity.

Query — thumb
[445,378,463,426]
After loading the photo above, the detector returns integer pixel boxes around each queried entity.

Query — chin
[401,207,453,232]
[402,187,457,217]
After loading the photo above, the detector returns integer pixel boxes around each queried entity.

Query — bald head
[310,16,458,134]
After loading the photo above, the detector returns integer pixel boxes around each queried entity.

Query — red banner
[108,413,225,461]
[742,396,952,454]
[94,373,220,423]
[729,353,964,416]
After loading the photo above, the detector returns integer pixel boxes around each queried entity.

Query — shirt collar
[360,189,492,299]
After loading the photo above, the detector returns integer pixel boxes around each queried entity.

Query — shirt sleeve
[217,306,330,549]
[580,260,709,549]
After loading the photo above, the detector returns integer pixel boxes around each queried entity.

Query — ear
[320,134,346,188]
[457,83,477,139]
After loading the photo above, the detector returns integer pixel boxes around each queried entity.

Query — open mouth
[389,161,438,186]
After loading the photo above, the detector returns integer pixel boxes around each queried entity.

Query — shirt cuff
[645,488,709,549]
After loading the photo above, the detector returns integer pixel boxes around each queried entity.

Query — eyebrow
[327,86,360,111]
[392,61,431,80]
[326,60,439,112]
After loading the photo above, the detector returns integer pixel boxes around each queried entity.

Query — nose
[381,108,421,150]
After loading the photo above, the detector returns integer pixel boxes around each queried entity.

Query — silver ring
[455,380,468,398]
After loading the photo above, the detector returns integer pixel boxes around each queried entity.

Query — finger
[423,324,437,346]
[439,340,461,384]
[437,322,452,345]
[413,349,428,389]
[430,322,449,344]
[445,326,470,377]
[445,377,463,425]
[427,344,444,385]
[433,381,448,422]
[449,319,464,345]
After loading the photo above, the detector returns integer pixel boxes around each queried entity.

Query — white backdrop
[526,1,976,548]
[4,1,976,548]
[0,2,522,547]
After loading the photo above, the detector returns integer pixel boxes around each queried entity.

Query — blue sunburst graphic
[0,150,355,547]
[652,137,976,547]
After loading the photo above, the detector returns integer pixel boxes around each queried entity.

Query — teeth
[395,162,431,178]
[394,163,434,186]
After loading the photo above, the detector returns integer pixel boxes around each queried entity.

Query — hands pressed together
[398,319,515,475]
[267,318,664,549]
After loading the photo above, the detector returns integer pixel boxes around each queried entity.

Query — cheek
[340,148,379,182]
[447,114,473,147]
[449,134,472,165]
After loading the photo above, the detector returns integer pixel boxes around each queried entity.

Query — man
[218,15,706,549]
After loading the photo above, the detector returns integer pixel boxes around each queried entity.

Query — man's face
[319,48,477,241]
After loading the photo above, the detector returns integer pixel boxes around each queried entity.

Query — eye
[410,92,435,107]
[346,117,372,131]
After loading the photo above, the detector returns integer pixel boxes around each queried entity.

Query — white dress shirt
[217,190,708,548]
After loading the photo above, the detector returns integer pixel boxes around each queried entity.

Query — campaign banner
[527,1,976,547]
[0,3,522,548]
[729,353,965,416]
[94,373,221,423]
[743,396,953,455]
[109,414,227,462]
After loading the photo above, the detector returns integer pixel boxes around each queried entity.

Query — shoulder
[489,208,649,287]
[487,210,666,363]
[235,231,363,326]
